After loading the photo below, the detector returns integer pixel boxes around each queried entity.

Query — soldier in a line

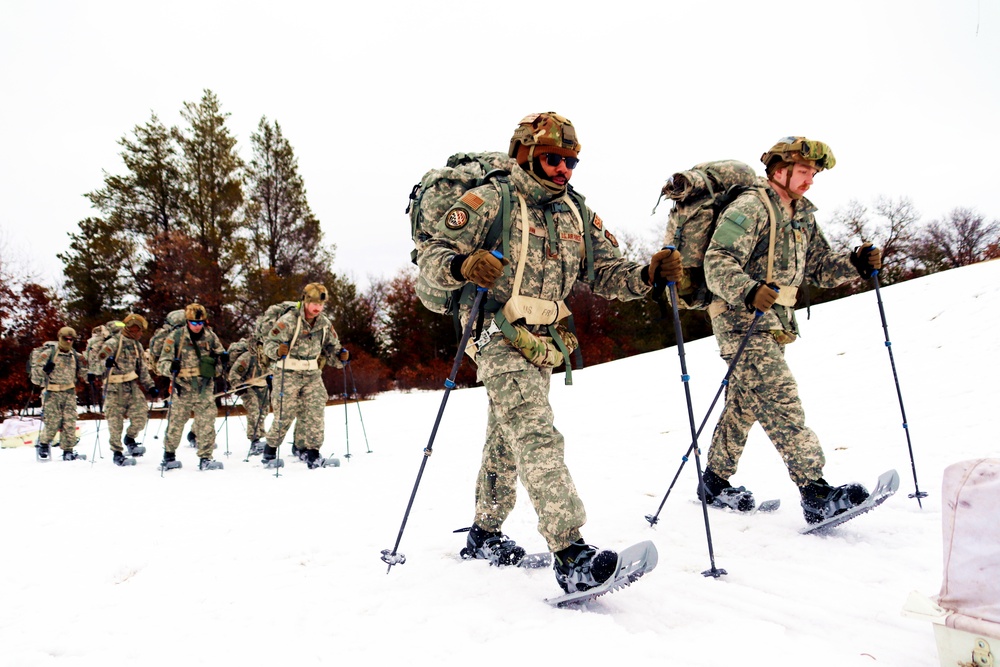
[417,112,681,594]
[156,303,228,471]
[227,339,270,456]
[30,326,88,461]
[261,283,348,469]
[96,313,158,466]
[701,136,882,524]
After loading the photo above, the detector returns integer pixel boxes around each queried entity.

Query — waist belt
[107,371,138,384]
[46,383,75,392]
[280,358,319,371]
[707,284,798,320]
[176,367,201,378]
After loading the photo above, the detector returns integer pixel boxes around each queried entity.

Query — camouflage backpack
[28,341,82,386]
[147,309,187,375]
[406,151,518,315]
[656,160,761,309]
[85,321,123,371]
[251,301,300,371]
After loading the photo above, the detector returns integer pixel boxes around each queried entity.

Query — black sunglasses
[61,336,75,341]
[543,153,579,169]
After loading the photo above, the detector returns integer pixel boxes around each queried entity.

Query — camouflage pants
[266,369,325,451]
[105,381,148,452]
[41,388,79,451]
[476,339,586,553]
[239,386,269,442]
[164,379,217,459]
[708,327,825,487]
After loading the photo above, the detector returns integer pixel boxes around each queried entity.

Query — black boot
[36,442,51,461]
[800,478,869,524]
[198,457,223,471]
[186,431,197,448]
[249,439,266,456]
[460,524,526,566]
[161,450,182,470]
[124,435,145,457]
[113,450,135,467]
[262,444,283,469]
[553,540,618,593]
[698,468,755,513]
[62,449,85,461]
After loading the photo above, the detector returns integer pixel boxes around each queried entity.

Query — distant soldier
[156,303,228,471]
[96,313,158,466]
[30,326,88,461]
[261,283,348,469]
[227,340,270,456]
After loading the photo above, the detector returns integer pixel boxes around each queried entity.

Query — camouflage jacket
[156,326,226,382]
[228,350,268,388]
[97,333,154,388]
[31,343,87,388]
[704,177,857,336]
[263,309,343,371]
[417,162,650,313]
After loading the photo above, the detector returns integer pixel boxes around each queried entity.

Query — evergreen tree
[58,217,136,322]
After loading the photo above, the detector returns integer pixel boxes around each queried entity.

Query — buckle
[475,320,502,351]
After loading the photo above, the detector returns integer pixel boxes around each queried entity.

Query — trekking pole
[381,278,492,573]
[88,380,103,466]
[646,309,764,527]
[220,374,231,458]
[658,260,726,578]
[273,358,288,479]
[347,362,372,453]
[342,364,351,461]
[871,271,926,507]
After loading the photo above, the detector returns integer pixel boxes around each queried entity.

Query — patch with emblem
[459,192,485,210]
[604,230,619,247]
[446,208,469,229]
[592,214,603,230]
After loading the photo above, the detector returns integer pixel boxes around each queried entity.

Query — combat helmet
[302,283,328,304]
[122,313,148,339]
[185,303,208,322]
[508,112,582,167]
[761,136,836,174]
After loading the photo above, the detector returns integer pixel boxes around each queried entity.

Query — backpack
[406,151,517,315]
[657,160,760,309]
[85,321,123,371]
[29,341,82,386]
[147,309,187,375]
[251,301,300,371]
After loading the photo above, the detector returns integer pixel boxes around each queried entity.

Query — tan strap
[176,367,201,379]
[773,285,798,307]
[280,358,319,372]
[503,295,570,327]
[46,383,75,392]
[107,371,139,384]
[708,300,728,320]
[756,187,780,285]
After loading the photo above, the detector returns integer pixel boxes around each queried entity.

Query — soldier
[416,112,681,594]
[30,326,88,461]
[227,339,270,456]
[156,303,228,471]
[96,313,158,466]
[701,136,882,524]
[261,283,348,469]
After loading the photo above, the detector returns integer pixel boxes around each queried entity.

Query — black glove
[42,360,55,374]
[219,351,230,367]
[86,373,97,384]
[850,242,882,279]
[746,282,779,312]
[105,355,116,369]
[147,385,159,398]
[170,359,181,374]
[266,375,273,391]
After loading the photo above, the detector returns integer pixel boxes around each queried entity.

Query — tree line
[1,90,998,418]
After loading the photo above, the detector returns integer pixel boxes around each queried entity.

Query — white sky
[2,0,997,293]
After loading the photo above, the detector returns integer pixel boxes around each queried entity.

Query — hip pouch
[199,356,217,379]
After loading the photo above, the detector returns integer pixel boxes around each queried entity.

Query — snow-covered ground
[2,261,998,667]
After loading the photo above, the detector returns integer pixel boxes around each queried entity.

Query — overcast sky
[2,0,997,295]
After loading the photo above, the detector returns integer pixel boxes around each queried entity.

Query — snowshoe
[248,439,266,456]
[459,524,526,566]
[62,450,86,461]
[113,450,137,467]
[198,457,223,471]
[124,435,146,457]
[160,451,182,471]
[553,540,618,594]
[303,448,338,469]
[35,443,52,462]
[800,478,870,524]
[262,444,284,469]
[698,468,755,513]
[186,431,197,448]
[291,443,307,461]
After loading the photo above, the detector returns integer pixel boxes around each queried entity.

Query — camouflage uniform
[703,177,859,486]
[156,324,226,460]
[263,307,343,453]
[228,349,270,443]
[418,163,650,553]
[96,331,155,453]
[32,341,88,452]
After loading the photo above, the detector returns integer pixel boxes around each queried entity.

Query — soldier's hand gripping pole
[871,271,926,507]
[381,267,494,573]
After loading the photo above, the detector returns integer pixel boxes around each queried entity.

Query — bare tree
[912,208,1000,273]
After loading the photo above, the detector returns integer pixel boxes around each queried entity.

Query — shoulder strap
[755,187,780,284]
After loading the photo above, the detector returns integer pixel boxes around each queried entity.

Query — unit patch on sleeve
[445,208,469,229]
[604,230,619,247]
[592,214,603,231]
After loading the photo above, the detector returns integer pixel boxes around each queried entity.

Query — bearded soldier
[96,313,158,466]
[156,303,228,471]
[261,283,348,469]
[416,112,681,594]
[701,136,882,524]
[31,326,88,461]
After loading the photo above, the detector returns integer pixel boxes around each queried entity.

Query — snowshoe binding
[124,435,146,457]
[553,540,618,594]
[459,524,526,566]
[160,450,182,471]
[800,478,869,524]
[35,442,52,462]
[303,448,339,469]
[262,444,284,469]
[198,457,223,471]
[698,468,755,513]
[248,439,266,456]
[62,449,86,461]
[113,450,137,467]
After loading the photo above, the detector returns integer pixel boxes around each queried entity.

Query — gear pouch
[199,356,218,379]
